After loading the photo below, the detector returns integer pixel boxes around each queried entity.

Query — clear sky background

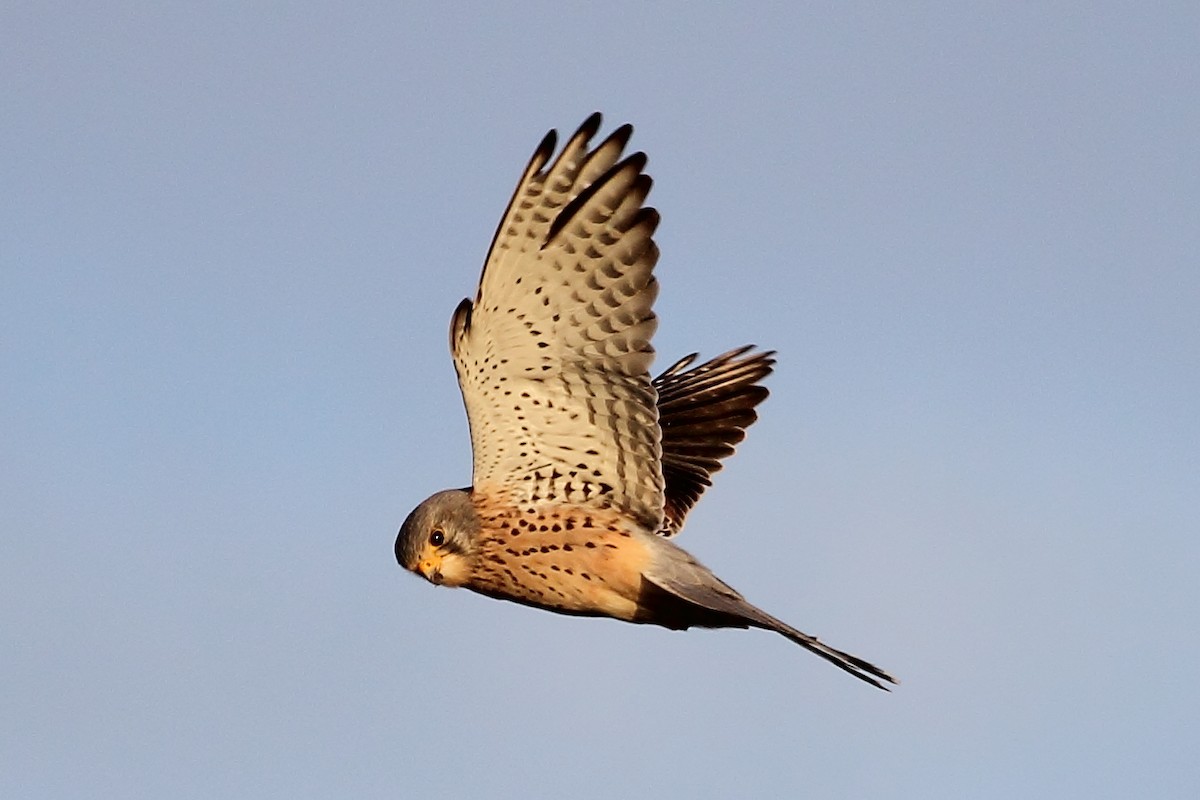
[3,4,1197,798]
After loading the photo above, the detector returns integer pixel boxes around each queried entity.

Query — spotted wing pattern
[654,347,776,537]
[450,114,664,530]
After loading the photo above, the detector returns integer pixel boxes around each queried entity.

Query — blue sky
[3,3,1197,798]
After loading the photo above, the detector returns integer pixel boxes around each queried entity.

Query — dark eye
[429,530,445,547]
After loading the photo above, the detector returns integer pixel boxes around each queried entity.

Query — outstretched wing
[654,347,775,537]
[450,114,664,530]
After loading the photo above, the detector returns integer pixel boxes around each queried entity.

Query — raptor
[395,114,895,689]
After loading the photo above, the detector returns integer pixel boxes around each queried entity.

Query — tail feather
[753,610,898,691]
[641,541,897,690]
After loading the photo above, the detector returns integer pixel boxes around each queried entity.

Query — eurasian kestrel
[395,114,896,689]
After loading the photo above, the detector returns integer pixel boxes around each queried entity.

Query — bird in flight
[395,114,896,689]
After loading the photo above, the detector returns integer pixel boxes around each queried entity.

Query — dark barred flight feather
[653,346,776,536]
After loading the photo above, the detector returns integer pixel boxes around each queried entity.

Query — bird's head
[395,489,480,587]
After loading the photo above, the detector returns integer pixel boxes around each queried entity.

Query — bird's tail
[750,609,898,691]
[641,540,897,690]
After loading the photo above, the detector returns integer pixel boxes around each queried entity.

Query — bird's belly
[468,517,652,621]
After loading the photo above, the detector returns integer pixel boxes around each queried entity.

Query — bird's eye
[429,530,445,547]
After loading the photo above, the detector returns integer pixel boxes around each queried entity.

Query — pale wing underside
[451,114,665,530]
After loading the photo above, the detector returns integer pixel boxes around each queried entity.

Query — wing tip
[531,127,559,174]
[587,115,633,154]
[577,111,604,141]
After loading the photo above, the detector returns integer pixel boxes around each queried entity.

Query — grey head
[394,488,480,587]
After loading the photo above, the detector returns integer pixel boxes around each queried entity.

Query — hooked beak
[416,557,444,585]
